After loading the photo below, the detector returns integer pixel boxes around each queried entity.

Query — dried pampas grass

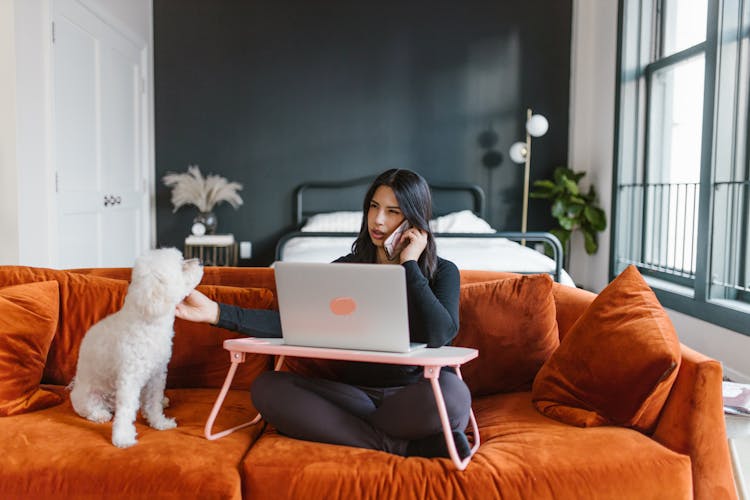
[163,165,243,213]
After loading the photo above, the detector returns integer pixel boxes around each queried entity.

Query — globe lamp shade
[526,114,549,137]
[509,141,528,164]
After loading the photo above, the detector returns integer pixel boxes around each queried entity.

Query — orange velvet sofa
[0,265,737,500]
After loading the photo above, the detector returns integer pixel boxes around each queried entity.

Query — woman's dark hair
[351,169,438,280]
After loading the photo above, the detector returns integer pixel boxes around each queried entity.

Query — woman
[176,169,472,458]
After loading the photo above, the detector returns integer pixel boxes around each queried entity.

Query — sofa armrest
[652,344,737,500]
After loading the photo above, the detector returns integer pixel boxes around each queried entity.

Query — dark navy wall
[154,0,572,265]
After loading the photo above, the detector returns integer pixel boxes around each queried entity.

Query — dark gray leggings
[251,369,472,456]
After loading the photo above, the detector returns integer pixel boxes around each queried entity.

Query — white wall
[14,0,55,266]
[0,0,20,264]
[568,0,617,293]
[1,0,153,267]
[668,310,750,382]
[570,0,750,382]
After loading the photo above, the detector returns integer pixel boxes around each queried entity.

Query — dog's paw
[150,416,177,431]
[161,396,170,409]
[112,431,137,448]
[112,421,138,448]
[87,409,113,423]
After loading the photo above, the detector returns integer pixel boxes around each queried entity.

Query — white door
[52,0,148,268]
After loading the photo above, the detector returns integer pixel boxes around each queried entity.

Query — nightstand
[184,234,238,266]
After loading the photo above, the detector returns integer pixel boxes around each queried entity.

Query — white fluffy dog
[70,248,203,448]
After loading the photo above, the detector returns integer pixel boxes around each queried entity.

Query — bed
[274,176,575,286]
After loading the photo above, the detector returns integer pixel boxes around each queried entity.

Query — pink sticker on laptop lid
[330,297,357,316]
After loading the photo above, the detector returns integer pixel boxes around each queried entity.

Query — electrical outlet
[240,241,252,259]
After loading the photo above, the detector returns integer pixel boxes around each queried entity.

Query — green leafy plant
[530,167,607,261]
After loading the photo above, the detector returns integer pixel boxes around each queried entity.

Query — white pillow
[301,211,362,232]
[429,210,496,233]
[300,209,495,234]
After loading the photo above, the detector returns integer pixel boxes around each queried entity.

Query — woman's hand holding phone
[385,220,427,263]
[398,227,427,263]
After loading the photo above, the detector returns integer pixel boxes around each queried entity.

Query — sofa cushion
[0,267,131,385]
[240,391,692,499]
[0,281,62,416]
[0,266,275,388]
[51,274,130,385]
[453,274,559,396]
[0,386,261,499]
[532,265,681,433]
[169,284,276,389]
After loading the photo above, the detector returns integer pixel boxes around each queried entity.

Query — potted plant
[162,165,243,235]
[529,166,606,267]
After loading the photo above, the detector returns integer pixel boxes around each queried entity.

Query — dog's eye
[183,258,202,268]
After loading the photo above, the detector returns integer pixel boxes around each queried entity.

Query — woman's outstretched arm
[176,289,282,337]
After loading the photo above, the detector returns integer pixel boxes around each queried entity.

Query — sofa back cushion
[169,285,275,388]
[459,269,596,340]
[72,266,279,300]
[284,271,561,389]
[453,274,559,396]
[0,267,130,385]
[532,265,681,433]
[550,282,596,341]
[0,266,274,388]
[0,281,63,415]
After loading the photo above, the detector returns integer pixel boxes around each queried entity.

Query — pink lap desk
[205,337,481,471]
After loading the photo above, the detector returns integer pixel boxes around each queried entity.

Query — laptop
[273,262,426,353]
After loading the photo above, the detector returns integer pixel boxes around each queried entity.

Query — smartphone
[384,220,410,259]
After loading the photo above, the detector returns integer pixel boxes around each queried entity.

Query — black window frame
[611,0,750,336]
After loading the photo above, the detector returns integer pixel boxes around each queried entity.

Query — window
[613,0,750,334]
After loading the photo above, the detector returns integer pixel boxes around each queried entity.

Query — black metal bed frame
[280,176,563,282]
[293,175,487,225]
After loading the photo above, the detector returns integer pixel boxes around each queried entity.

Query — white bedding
[302,210,496,234]
[277,235,576,286]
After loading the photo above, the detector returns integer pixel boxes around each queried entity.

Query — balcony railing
[617,181,700,281]
[616,180,749,299]
[712,180,750,297]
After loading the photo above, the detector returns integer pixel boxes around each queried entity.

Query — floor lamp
[509,108,548,244]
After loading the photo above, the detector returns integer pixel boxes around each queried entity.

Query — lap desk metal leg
[204,352,263,440]
[424,364,481,471]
